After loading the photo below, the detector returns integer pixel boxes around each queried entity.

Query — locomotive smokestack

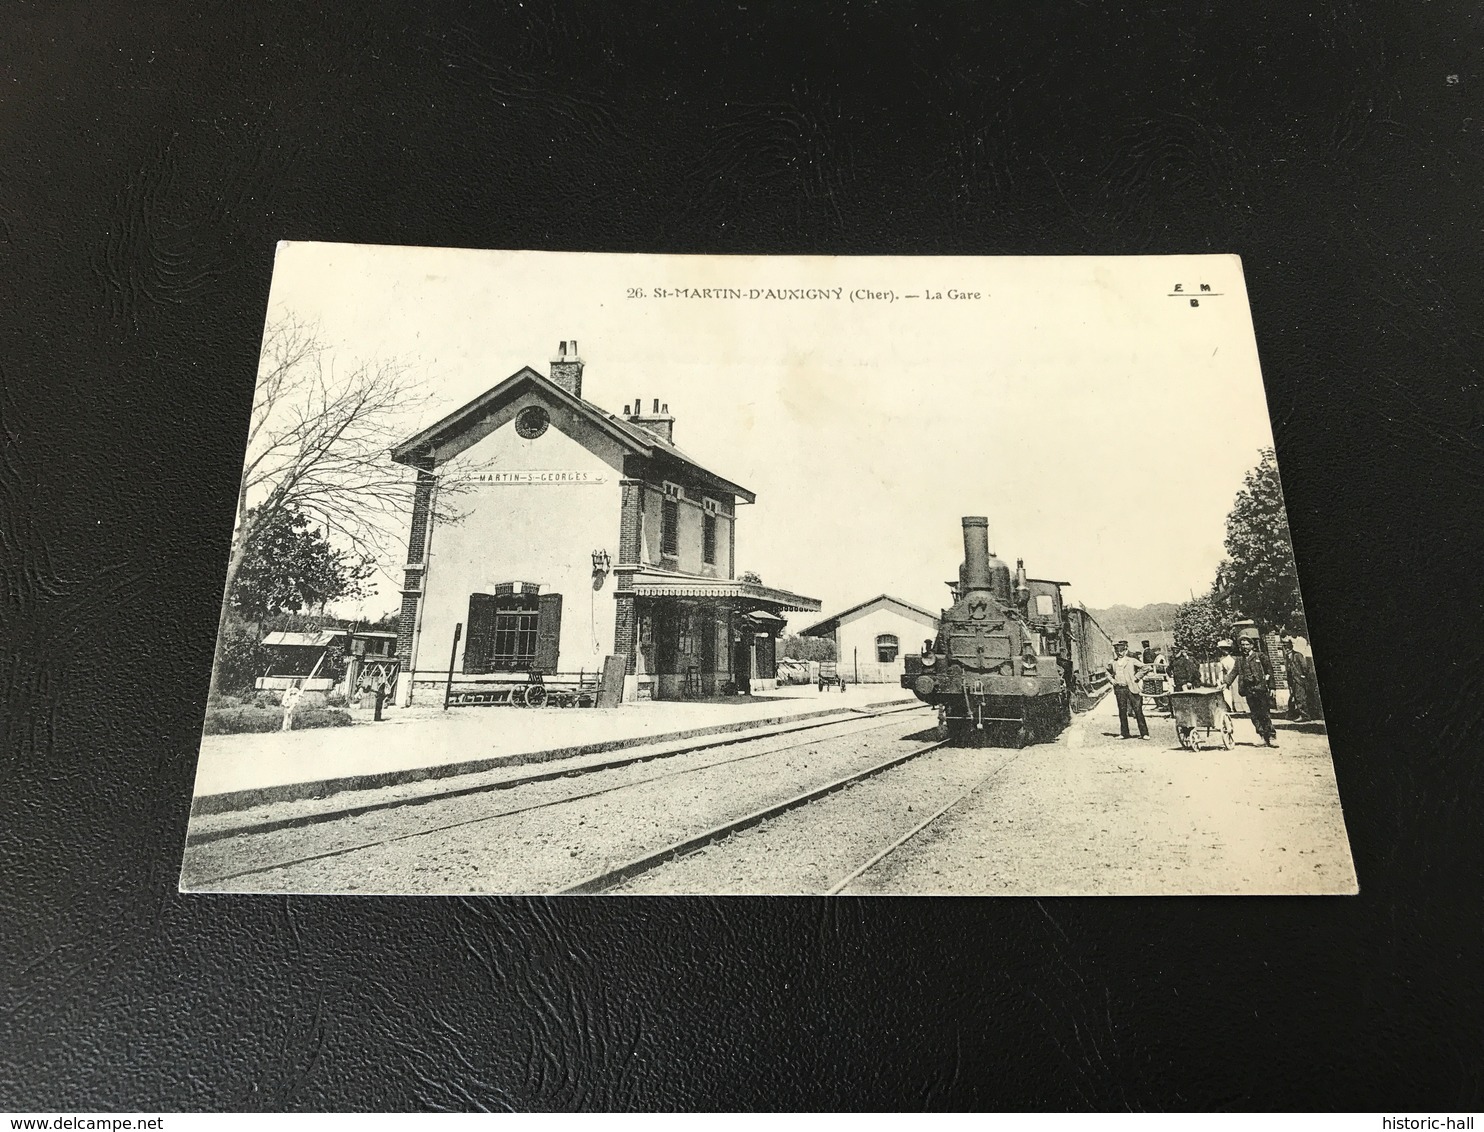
[961,517,993,593]
[960,516,1014,603]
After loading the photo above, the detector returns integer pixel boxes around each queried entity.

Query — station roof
[796,594,940,637]
[391,367,756,504]
[262,631,342,649]
[628,569,820,613]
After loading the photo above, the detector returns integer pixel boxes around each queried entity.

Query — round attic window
[515,406,550,439]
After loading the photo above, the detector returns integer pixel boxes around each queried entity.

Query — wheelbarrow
[1168,688,1234,750]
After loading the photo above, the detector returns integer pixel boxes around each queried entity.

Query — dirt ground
[849,693,1358,896]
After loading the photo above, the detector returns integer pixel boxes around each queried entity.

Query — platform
[189,684,918,814]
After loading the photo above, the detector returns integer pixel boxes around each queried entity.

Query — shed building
[797,595,940,684]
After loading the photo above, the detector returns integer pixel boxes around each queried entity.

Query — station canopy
[628,569,821,615]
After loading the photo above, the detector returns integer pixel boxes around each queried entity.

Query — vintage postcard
[181,246,1356,896]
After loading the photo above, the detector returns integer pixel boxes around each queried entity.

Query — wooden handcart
[1168,688,1235,750]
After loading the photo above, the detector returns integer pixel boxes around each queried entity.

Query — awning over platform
[262,631,342,648]
[742,610,786,625]
[628,570,821,613]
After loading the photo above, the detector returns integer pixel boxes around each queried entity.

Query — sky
[260,244,1280,625]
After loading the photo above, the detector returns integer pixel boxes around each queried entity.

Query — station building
[389,341,820,704]
[796,595,940,684]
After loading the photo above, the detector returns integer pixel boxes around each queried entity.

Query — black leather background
[3,1,1481,1111]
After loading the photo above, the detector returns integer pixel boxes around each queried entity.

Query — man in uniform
[1225,636,1278,746]
[1106,640,1150,740]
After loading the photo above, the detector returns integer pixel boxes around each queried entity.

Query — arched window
[876,634,899,663]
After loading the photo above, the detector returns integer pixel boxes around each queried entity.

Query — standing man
[1225,636,1278,746]
[1281,638,1310,721]
[1170,647,1201,692]
[1106,640,1150,740]
[1217,640,1240,711]
[1141,639,1157,664]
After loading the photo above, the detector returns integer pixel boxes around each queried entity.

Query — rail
[561,738,948,894]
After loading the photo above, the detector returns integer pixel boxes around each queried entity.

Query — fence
[442,670,603,709]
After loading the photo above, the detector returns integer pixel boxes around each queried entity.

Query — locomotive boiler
[902,516,1077,745]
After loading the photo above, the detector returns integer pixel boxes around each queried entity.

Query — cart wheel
[525,684,547,709]
[1221,725,1235,750]
[510,685,527,708]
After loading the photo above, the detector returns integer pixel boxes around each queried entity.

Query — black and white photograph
[178,246,1356,896]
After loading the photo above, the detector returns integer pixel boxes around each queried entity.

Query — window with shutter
[533,593,563,673]
[463,594,497,674]
[661,498,679,556]
[702,513,716,564]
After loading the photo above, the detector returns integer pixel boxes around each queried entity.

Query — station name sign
[469,469,607,485]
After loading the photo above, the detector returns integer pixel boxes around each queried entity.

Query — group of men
[1104,634,1320,746]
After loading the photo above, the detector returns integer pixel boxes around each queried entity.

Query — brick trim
[613,592,637,675]
[396,454,436,666]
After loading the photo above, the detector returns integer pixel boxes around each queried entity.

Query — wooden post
[853,646,858,685]
[443,622,462,711]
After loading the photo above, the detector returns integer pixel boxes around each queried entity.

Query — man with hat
[1106,640,1150,740]
[1281,637,1316,721]
[1170,646,1201,692]
[1224,636,1278,746]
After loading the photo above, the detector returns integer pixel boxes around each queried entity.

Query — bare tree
[210,314,462,693]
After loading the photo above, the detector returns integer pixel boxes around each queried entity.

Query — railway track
[825,749,1026,894]
[562,738,955,893]
[184,707,933,890]
[186,702,927,848]
[585,744,1032,896]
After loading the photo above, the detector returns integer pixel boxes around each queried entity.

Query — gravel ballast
[183,709,937,893]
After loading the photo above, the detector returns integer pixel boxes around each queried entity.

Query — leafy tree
[211,315,468,694]
[214,616,272,696]
[1173,591,1232,661]
[739,570,763,584]
[367,611,401,634]
[1212,448,1307,636]
[782,634,836,662]
[230,506,374,623]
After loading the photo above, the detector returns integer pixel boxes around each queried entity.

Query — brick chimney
[624,397,675,444]
[550,339,583,399]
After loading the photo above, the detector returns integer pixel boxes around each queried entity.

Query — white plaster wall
[413,396,624,681]
[835,603,939,684]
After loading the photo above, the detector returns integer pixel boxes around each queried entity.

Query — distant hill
[1084,603,1181,647]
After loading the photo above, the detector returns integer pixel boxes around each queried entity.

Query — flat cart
[1168,688,1234,750]
[1142,670,1173,715]
[818,661,847,692]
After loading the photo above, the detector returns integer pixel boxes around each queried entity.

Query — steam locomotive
[902,516,1113,745]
